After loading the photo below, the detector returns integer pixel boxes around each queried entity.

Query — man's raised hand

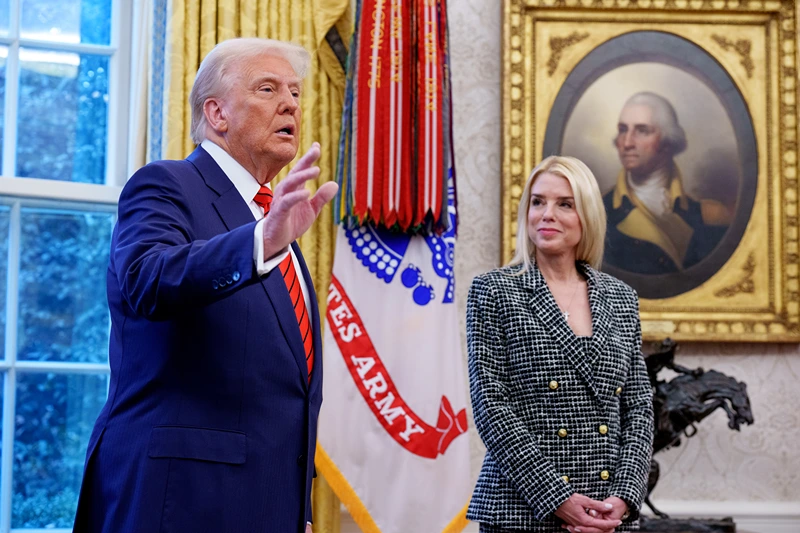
[262,142,339,259]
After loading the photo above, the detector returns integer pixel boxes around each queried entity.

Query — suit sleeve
[609,292,654,520]
[467,274,573,520]
[113,162,259,320]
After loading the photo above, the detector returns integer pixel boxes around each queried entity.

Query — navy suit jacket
[73,147,323,533]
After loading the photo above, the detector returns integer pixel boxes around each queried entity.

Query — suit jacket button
[233,271,241,281]
[599,424,608,435]
[297,454,305,465]
[212,280,219,290]
[600,470,610,481]
[226,275,233,284]
[561,475,570,483]
[549,380,559,390]
[557,428,568,438]
[615,386,623,396]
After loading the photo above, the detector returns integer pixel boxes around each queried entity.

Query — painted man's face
[615,104,668,176]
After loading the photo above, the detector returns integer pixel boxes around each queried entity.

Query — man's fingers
[310,182,339,214]
[271,189,311,213]
[291,142,321,174]
[275,167,321,195]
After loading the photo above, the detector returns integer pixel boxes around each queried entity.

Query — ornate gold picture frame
[502,0,800,341]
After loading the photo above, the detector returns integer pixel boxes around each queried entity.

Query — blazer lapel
[584,264,614,411]
[529,262,602,404]
[580,264,611,366]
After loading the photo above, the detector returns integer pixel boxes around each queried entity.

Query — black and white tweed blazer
[466,262,654,531]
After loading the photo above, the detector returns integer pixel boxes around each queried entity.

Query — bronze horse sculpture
[643,339,754,519]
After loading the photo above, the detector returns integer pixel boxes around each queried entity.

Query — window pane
[16,49,108,183]
[12,372,107,528]
[17,207,113,363]
[21,0,111,45]
[0,205,8,359]
[0,0,8,37]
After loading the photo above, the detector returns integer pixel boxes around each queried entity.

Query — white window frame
[0,1,133,531]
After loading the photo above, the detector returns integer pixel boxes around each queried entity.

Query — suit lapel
[212,189,258,231]
[187,146,310,389]
[259,256,310,390]
[292,242,322,394]
[186,147,256,231]
[528,262,602,404]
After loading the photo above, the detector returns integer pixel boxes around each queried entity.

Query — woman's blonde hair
[508,155,607,271]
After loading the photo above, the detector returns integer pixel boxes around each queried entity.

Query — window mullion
[11,529,72,533]
[15,40,115,57]
[0,369,15,533]
[12,362,109,374]
[0,177,121,204]
[106,0,133,187]
[1,200,21,533]
[2,39,19,180]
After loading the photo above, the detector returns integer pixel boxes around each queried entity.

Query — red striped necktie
[253,185,314,382]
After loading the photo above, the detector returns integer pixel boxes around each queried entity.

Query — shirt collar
[200,139,265,203]
[611,163,688,211]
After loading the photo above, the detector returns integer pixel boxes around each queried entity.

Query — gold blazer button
[599,424,608,435]
[561,475,570,483]
[600,470,610,480]
[549,380,559,390]
[615,386,623,395]
[557,428,568,438]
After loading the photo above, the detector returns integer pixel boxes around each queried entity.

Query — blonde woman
[466,156,654,533]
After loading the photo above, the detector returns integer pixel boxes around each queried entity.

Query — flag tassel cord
[315,444,470,533]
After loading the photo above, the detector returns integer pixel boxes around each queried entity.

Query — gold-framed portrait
[502,0,800,341]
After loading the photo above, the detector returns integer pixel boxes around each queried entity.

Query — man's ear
[204,98,228,133]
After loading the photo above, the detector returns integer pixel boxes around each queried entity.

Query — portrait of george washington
[543,31,758,299]
[603,91,732,276]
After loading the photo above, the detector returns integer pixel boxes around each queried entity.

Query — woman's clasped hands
[555,494,628,533]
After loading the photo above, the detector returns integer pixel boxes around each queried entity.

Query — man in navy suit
[73,38,337,533]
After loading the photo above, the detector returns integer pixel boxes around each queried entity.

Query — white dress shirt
[201,140,313,326]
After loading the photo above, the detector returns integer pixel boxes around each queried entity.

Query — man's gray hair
[189,38,311,144]
[621,91,687,156]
